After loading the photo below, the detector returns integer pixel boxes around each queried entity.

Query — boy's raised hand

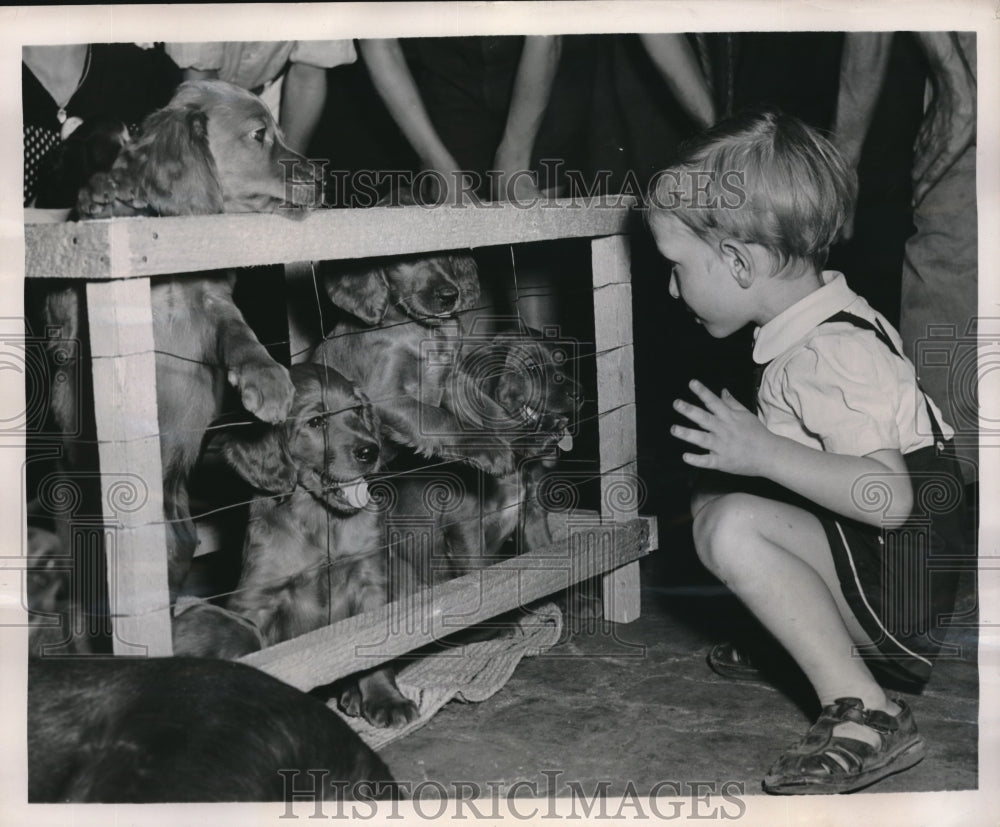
[671,380,774,476]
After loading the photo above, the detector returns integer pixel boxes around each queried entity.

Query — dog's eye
[307,415,325,429]
[251,127,267,144]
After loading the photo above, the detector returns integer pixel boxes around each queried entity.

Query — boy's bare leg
[694,492,900,747]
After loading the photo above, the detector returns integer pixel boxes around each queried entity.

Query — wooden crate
[24,198,658,686]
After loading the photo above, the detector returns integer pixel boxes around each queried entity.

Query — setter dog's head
[76,80,324,218]
[322,253,481,327]
[453,330,583,460]
[221,364,382,514]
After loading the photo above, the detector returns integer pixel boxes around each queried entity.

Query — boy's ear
[719,238,755,288]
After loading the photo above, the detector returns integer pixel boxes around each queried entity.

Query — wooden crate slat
[239,516,653,691]
[24,220,113,279]
[25,199,635,280]
[591,230,633,287]
[595,344,637,415]
[594,282,636,343]
[601,561,642,625]
[596,408,638,477]
[591,234,642,623]
[86,278,173,656]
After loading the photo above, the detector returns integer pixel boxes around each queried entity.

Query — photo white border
[1,3,997,825]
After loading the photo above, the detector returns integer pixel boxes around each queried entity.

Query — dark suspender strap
[821,310,946,445]
[823,310,900,355]
[752,360,769,404]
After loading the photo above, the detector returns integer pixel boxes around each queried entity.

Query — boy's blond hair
[649,110,858,271]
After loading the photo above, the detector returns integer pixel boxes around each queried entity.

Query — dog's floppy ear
[448,254,481,311]
[490,331,525,368]
[484,332,539,413]
[322,265,390,325]
[218,423,296,495]
[116,104,224,216]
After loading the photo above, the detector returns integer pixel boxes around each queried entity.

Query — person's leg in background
[900,145,978,483]
[901,32,978,486]
[511,36,598,333]
[827,33,926,329]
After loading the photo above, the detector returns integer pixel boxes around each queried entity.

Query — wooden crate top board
[24,197,637,280]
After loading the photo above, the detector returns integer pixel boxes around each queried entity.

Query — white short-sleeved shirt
[165,41,357,91]
[753,271,953,457]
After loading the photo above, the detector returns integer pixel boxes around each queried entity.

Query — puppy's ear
[118,105,224,216]
[495,337,530,411]
[218,424,296,495]
[323,266,390,325]
[490,331,523,374]
[448,254,481,311]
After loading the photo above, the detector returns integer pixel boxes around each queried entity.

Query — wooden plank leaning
[240,515,654,691]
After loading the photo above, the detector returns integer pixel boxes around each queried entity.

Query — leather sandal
[762,697,926,794]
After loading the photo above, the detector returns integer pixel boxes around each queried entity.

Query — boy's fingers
[721,388,749,412]
[688,379,727,414]
[681,452,713,469]
[671,424,710,449]
[673,398,713,429]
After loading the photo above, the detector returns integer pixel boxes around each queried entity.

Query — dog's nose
[353,443,380,466]
[435,286,459,309]
[560,382,583,408]
[550,414,569,431]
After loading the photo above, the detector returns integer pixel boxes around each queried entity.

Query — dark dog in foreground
[388,330,582,598]
[40,80,325,597]
[32,117,131,210]
[313,249,514,477]
[181,363,418,728]
[29,657,397,803]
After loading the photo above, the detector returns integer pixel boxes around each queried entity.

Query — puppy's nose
[561,382,583,407]
[550,414,569,431]
[353,443,380,466]
[435,285,459,309]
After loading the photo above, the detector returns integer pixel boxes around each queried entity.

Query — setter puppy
[387,330,582,597]
[212,363,418,728]
[41,80,324,596]
[312,251,514,477]
[76,80,323,217]
[29,657,398,802]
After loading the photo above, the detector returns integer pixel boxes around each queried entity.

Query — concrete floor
[379,516,980,801]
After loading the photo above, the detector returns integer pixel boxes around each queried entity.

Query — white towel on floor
[331,602,563,750]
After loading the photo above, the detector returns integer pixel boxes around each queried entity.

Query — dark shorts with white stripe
[818,441,969,685]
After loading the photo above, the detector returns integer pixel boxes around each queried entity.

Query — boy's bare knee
[690,471,739,520]
[690,488,722,521]
[692,493,761,575]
